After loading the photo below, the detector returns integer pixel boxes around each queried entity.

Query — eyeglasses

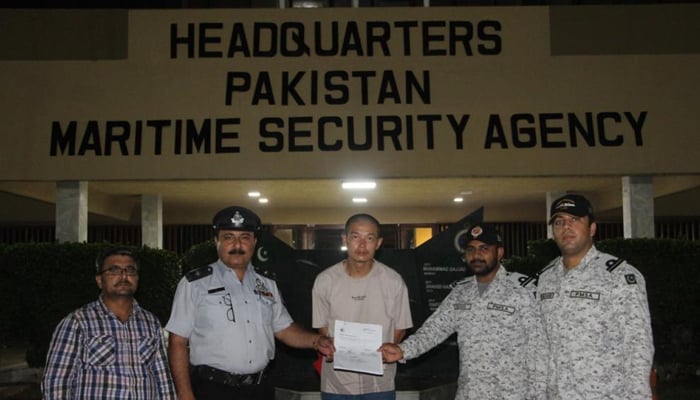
[222,293,235,322]
[101,266,138,276]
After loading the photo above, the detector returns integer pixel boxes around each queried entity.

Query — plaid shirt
[42,297,176,400]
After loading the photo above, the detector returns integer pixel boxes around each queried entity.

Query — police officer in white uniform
[380,224,548,400]
[166,206,334,400]
[537,194,654,400]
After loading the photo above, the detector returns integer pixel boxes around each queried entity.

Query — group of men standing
[381,194,654,400]
[40,194,654,400]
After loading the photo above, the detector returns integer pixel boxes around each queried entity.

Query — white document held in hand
[333,320,384,375]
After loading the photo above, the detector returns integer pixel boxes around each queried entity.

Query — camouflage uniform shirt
[536,246,654,400]
[400,266,548,400]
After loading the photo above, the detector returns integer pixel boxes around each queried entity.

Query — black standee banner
[251,208,485,390]
[414,207,483,318]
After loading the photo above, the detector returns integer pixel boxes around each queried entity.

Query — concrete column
[545,191,566,239]
[55,181,88,243]
[302,225,315,250]
[622,176,655,239]
[141,194,163,249]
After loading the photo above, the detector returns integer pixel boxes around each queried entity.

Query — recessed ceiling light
[292,0,325,8]
[342,181,376,190]
[453,197,464,203]
[259,198,269,204]
[248,191,261,197]
[352,198,368,203]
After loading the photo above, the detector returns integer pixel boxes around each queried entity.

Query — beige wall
[1,5,698,183]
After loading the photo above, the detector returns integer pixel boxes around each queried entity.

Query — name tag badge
[539,292,556,300]
[487,302,515,315]
[569,290,601,301]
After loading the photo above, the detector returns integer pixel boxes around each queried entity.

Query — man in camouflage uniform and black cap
[537,194,654,399]
[380,224,547,400]
[166,206,334,400]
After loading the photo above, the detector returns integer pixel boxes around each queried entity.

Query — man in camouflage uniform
[380,224,547,400]
[537,194,654,399]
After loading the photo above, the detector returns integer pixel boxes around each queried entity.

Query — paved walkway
[0,345,458,400]
[0,345,41,400]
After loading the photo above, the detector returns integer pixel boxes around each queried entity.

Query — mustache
[228,248,246,255]
[469,259,486,265]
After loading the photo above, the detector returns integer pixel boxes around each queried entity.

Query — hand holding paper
[332,320,384,375]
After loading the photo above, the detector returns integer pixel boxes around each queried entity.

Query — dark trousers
[191,370,274,400]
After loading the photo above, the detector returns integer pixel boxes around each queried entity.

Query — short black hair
[344,213,381,237]
[95,247,138,274]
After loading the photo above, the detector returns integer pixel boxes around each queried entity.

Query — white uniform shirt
[165,260,293,374]
[399,266,547,400]
[536,246,654,400]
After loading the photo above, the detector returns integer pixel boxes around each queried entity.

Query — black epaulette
[519,259,557,288]
[602,256,625,273]
[512,274,530,287]
[597,254,637,284]
[450,278,472,288]
[185,265,213,282]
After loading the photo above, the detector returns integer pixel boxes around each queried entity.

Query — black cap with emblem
[212,206,262,235]
[549,194,595,224]
[456,223,504,250]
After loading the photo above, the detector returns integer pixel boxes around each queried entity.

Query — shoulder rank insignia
[450,278,472,288]
[185,265,213,282]
[537,260,557,276]
[520,261,555,288]
[605,257,625,272]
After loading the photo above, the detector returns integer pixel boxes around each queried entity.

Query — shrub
[180,240,217,274]
[0,242,180,367]
[506,238,700,369]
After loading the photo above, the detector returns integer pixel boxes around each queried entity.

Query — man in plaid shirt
[41,247,176,399]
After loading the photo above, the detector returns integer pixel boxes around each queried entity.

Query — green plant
[180,239,217,274]
[506,238,700,373]
[0,242,181,367]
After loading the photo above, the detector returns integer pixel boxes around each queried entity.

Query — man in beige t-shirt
[312,213,413,400]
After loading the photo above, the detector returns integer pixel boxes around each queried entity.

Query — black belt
[191,364,266,387]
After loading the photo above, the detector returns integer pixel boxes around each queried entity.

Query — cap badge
[555,199,576,210]
[231,211,245,227]
[470,226,483,238]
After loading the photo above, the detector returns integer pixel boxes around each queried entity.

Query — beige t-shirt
[312,260,413,394]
